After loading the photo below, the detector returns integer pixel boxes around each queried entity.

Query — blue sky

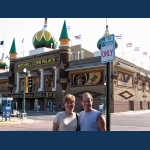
[0,18,150,70]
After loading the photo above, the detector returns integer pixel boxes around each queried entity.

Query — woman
[52,94,79,131]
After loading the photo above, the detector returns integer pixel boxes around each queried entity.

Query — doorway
[148,101,150,109]
[140,101,143,110]
[129,101,134,110]
[48,100,53,111]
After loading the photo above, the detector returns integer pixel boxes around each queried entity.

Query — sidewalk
[0,116,36,125]
[27,109,150,115]
[112,110,150,115]
[0,109,150,125]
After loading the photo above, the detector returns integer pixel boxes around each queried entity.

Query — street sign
[101,34,115,63]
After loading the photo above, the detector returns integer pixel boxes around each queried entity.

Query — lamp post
[104,82,106,113]
[20,68,27,119]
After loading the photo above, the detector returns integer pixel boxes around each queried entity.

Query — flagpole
[80,34,82,59]
[122,34,124,59]
[22,39,24,57]
[3,38,5,55]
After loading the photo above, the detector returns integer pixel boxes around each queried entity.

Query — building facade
[0,18,150,113]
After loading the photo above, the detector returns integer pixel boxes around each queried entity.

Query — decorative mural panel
[117,72,133,87]
[72,71,103,86]
[145,81,150,91]
[32,77,39,92]
[0,82,9,91]
[45,75,53,91]
[137,79,143,90]
[118,91,134,99]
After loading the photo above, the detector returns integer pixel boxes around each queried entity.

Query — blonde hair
[63,94,76,104]
[81,92,93,101]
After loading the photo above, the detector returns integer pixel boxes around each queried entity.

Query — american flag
[67,26,70,31]
[126,42,132,47]
[22,38,24,43]
[142,52,147,55]
[5,55,8,59]
[115,34,122,39]
[134,47,140,51]
[74,35,81,40]
[0,40,4,46]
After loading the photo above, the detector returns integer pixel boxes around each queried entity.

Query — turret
[9,38,18,58]
[59,20,70,92]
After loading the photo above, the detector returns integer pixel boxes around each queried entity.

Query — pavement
[0,109,150,125]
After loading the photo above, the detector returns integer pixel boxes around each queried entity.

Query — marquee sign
[8,92,55,98]
[17,57,57,68]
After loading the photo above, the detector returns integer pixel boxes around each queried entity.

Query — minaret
[59,20,71,92]
[9,38,18,93]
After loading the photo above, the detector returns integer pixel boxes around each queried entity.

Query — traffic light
[28,77,33,93]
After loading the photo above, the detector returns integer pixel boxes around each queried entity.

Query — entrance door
[129,101,134,110]
[34,99,38,110]
[48,100,52,111]
[12,102,17,110]
[140,101,143,110]
[148,102,150,109]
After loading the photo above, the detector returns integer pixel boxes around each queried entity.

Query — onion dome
[97,25,118,50]
[32,18,57,49]
[0,53,8,69]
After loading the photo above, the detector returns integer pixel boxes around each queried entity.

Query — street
[0,111,150,131]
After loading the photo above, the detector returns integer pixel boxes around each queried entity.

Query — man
[79,92,106,131]
[99,103,104,114]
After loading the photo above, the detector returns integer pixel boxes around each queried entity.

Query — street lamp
[20,68,27,119]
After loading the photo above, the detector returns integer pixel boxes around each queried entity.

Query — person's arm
[52,122,59,131]
[52,113,60,131]
[97,114,106,131]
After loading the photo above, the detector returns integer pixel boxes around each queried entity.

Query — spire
[59,20,69,40]
[43,18,48,29]
[9,38,17,54]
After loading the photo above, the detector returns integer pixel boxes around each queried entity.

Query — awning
[30,71,39,77]
[66,61,106,71]
[44,69,53,75]
[19,71,39,78]
[116,62,137,72]
[0,76,8,80]
[137,72,147,77]
[146,74,150,78]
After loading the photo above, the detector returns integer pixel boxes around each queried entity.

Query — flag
[5,55,8,59]
[22,38,24,43]
[0,41,4,46]
[115,34,122,39]
[126,42,132,47]
[67,26,70,31]
[142,52,147,55]
[74,35,81,40]
[134,47,140,51]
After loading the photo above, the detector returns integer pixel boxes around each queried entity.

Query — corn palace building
[0,18,150,113]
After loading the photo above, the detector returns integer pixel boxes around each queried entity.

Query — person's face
[81,95,93,111]
[64,101,75,112]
